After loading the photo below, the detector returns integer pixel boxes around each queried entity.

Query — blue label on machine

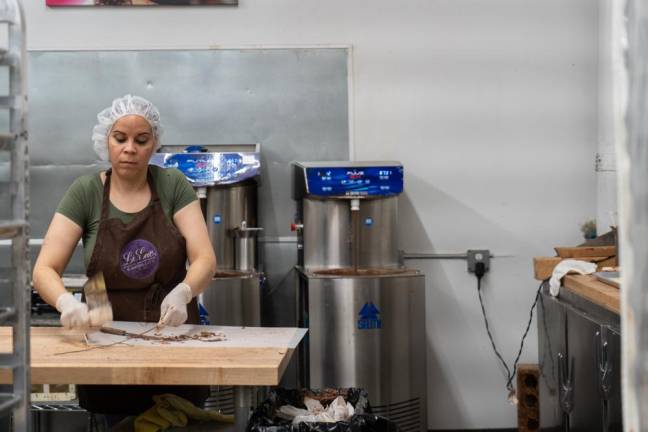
[305,166,403,197]
[149,152,260,186]
[198,303,210,326]
[364,217,373,226]
[357,302,382,330]
[213,214,222,224]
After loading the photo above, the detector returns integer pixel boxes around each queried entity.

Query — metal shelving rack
[0,0,29,431]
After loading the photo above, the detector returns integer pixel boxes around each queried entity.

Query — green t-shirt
[56,165,197,268]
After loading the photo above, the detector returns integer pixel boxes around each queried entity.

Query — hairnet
[92,94,163,161]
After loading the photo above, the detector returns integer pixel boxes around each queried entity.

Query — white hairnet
[92,94,163,161]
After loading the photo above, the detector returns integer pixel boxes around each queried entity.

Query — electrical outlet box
[467,249,490,273]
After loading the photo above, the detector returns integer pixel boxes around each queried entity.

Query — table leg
[234,386,254,432]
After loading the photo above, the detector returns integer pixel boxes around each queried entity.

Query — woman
[32,94,216,415]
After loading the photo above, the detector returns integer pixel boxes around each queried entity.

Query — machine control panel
[294,162,404,198]
[150,145,260,187]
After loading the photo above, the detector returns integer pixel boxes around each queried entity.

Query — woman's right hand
[56,293,90,329]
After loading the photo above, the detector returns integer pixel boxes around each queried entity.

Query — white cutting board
[86,321,307,349]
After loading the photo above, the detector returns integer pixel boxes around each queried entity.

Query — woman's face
[107,115,156,178]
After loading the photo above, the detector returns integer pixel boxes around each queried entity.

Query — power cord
[474,262,544,401]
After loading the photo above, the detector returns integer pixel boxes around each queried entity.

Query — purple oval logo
[120,239,160,279]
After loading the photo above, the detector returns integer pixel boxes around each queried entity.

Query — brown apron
[78,168,208,415]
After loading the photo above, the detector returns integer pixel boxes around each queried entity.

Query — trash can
[247,388,400,432]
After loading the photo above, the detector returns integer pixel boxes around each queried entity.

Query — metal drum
[153,145,263,415]
[201,171,262,416]
[292,161,427,432]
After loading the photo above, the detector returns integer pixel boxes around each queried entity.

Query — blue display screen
[149,152,260,186]
[305,166,403,197]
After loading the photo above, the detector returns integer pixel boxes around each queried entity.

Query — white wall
[23,0,599,428]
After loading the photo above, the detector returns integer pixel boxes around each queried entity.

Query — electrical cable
[506,281,544,390]
[474,262,545,396]
[477,275,512,389]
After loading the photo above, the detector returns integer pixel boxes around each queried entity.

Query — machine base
[297,268,427,432]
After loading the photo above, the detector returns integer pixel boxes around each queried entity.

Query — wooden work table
[1,326,302,431]
[562,274,620,315]
[0,326,294,386]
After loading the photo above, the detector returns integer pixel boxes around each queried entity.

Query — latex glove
[56,292,90,329]
[88,305,113,328]
[159,283,192,327]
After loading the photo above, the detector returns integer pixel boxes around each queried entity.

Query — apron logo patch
[120,239,160,279]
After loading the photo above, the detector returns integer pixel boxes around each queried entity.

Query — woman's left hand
[159,282,192,326]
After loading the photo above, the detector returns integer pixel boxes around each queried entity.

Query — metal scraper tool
[84,271,113,327]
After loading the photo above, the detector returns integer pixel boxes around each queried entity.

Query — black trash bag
[247,388,399,432]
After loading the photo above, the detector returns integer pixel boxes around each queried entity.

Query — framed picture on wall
[47,0,237,6]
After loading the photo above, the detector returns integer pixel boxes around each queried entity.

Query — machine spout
[350,198,360,211]
[232,220,263,272]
